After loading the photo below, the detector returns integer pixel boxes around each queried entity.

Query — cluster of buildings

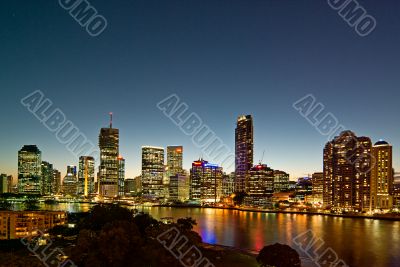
[6,114,290,207]
[320,131,396,213]
[15,144,97,198]
[4,114,399,213]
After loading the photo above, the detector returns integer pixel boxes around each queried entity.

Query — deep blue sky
[1,0,400,180]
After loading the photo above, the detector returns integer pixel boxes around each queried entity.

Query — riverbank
[154,204,400,221]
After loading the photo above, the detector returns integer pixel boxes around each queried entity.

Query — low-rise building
[0,211,66,240]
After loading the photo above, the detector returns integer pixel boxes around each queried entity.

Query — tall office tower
[311,172,324,204]
[63,165,78,196]
[142,146,165,198]
[235,115,253,193]
[273,170,290,193]
[18,145,42,194]
[167,146,183,177]
[190,159,223,203]
[53,169,61,194]
[246,164,274,207]
[41,161,54,195]
[78,156,95,197]
[323,131,372,212]
[370,140,394,210]
[99,113,119,197]
[169,174,189,202]
[118,156,125,197]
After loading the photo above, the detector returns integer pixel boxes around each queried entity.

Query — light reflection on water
[143,207,400,267]
[16,204,400,267]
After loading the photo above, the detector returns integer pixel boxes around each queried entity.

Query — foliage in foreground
[257,243,301,267]
[70,204,201,267]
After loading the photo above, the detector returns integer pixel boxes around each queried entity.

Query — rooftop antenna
[109,112,113,128]
[259,149,265,165]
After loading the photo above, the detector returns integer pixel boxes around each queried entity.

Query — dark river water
[18,203,400,267]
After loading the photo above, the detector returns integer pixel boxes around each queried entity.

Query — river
[15,203,400,267]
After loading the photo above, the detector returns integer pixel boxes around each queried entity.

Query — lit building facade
[62,165,78,196]
[124,178,137,196]
[142,146,165,198]
[235,115,253,193]
[311,172,324,205]
[167,146,183,177]
[0,174,12,194]
[323,131,372,211]
[0,211,66,240]
[169,174,189,202]
[53,169,61,195]
[118,156,125,197]
[222,172,235,197]
[190,160,223,203]
[99,116,119,197]
[295,177,313,202]
[18,145,42,194]
[245,164,274,207]
[41,161,54,195]
[370,140,393,211]
[273,170,290,193]
[78,156,95,197]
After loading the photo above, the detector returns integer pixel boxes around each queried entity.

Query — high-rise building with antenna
[99,112,119,197]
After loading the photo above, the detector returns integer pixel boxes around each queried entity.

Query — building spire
[109,112,113,128]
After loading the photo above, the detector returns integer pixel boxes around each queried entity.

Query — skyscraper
[99,113,119,197]
[167,146,183,177]
[118,156,125,197]
[323,131,372,211]
[190,159,223,203]
[41,161,54,195]
[18,145,42,194]
[141,146,164,198]
[78,156,95,197]
[235,115,253,193]
[63,165,78,196]
[370,140,393,211]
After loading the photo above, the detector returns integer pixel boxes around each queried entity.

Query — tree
[78,204,134,231]
[0,199,12,210]
[133,212,159,236]
[257,243,301,267]
[177,217,197,231]
[23,197,40,211]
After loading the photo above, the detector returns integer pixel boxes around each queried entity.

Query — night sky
[1,0,400,180]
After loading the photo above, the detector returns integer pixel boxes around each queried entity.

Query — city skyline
[2,1,400,181]
[2,112,400,182]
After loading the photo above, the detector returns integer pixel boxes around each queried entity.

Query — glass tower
[18,145,42,194]
[235,115,253,193]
